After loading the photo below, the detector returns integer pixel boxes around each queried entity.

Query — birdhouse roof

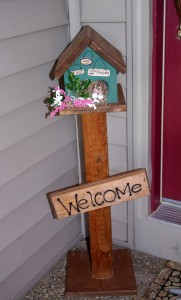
[54,25,126,79]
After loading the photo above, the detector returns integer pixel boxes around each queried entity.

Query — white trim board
[125,0,134,249]
[136,214,181,261]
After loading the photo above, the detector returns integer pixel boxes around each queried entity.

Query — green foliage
[65,71,92,98]
[46,88,55,105]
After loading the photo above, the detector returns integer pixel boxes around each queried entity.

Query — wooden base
[65,249,137,297]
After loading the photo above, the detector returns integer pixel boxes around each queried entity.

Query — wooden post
[47,112,148,296]
[48,111,140,296]
[82,112,113,279]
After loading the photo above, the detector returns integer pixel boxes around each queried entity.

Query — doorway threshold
[151,203,181,226]
[162,197,181,206]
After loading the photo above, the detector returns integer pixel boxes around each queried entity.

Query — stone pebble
[172,271,181,277]
[172,282,181,287]
[164,286,181,292]
[164,286,173,292]
[149,266,181,300]
[158,290,167,297]
[170,276,181,283]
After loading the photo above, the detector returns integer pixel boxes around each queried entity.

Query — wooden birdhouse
[47,25,150,297]
[53,25,126,114]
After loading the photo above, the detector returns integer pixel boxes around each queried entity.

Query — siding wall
[0,1,81,299]
[80,0,133,244]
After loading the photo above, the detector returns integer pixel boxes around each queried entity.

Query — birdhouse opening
[88,80,108,104]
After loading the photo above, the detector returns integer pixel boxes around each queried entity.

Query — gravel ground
[23,239,166,300]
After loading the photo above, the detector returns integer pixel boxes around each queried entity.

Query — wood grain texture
[82,112,113,279]
[59,103,126,115]
[54,25,126,79]
[48,169,150,219]
[65,249,137,297]
[80,23,126,57]
[58,103,126,115]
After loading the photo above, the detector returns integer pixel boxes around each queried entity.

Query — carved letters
[47,169,150,219]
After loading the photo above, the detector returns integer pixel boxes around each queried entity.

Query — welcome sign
[48,169,150,219]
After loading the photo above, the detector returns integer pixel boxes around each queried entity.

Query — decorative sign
[48,169,150,219]
[88,68,110,77]
[71,69,85,76]
[81,58,92,65]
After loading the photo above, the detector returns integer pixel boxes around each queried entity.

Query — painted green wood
[64,47,118,103]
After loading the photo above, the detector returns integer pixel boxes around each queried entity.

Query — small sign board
[47,169,150,219]
[88,68,110,77]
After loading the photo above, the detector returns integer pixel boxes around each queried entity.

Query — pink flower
[53,86,66,95]
[73,98,94,108]
[65,95,71,102]
[50,102,70,118]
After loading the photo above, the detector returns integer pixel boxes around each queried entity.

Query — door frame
[132,0,181,261]
[151,0,164,211]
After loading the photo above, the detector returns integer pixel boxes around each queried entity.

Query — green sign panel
[64,47,118,104]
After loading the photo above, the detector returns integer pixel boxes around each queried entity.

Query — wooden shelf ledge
[59,84,126,116]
